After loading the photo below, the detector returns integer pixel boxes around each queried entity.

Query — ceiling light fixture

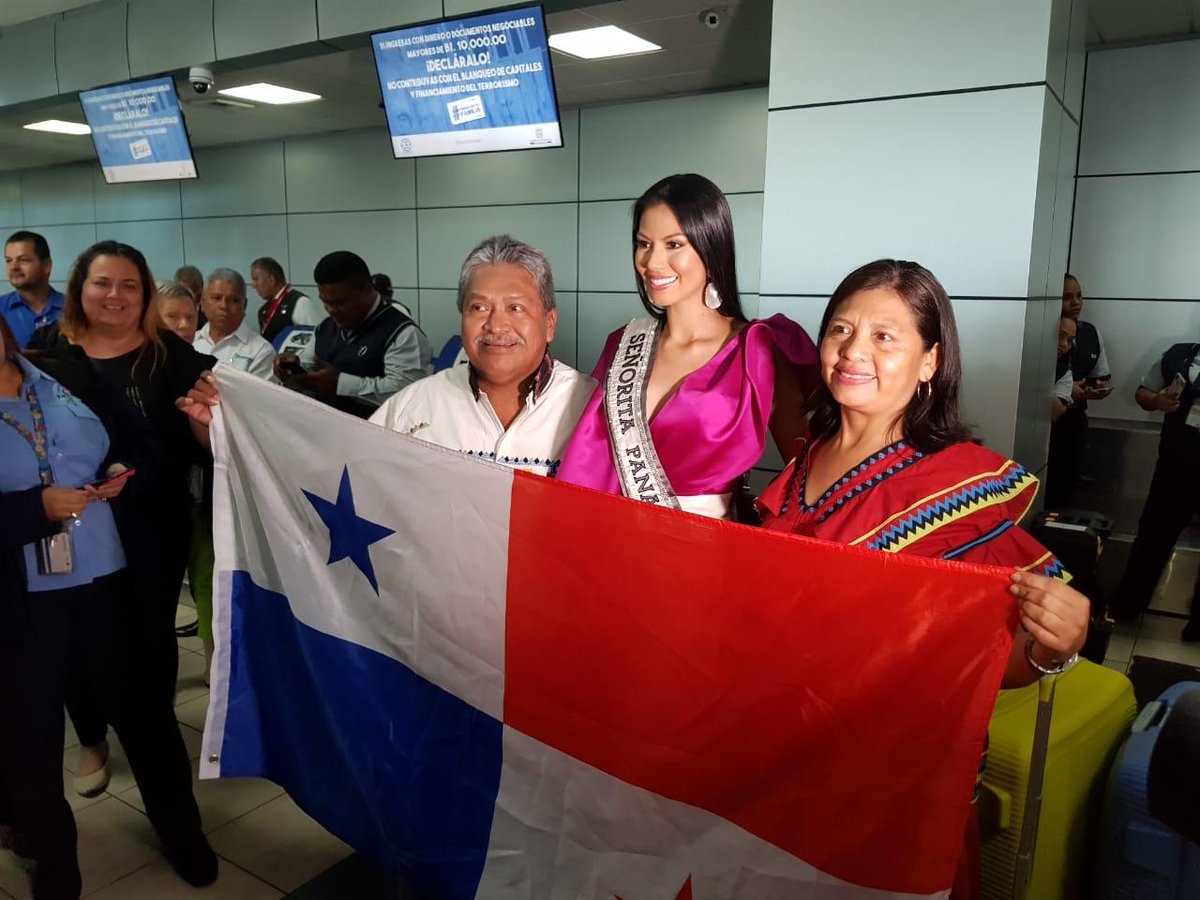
[548,25,661,60]
[23,119,92,135]
[217,83,322,105]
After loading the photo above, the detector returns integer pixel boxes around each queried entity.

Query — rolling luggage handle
[1011,675,1057,900]
[1129,698,1168,734]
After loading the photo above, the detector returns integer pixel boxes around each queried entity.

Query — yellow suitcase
[978,660,1136,900]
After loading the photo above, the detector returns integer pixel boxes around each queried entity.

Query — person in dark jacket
[1112,341,1200,641]
[1046,273,1112,508]
[273,250,431,418]
[371,271,414,317]
[0,313,161,899]
[29,240,219,887]
[250,256,324,346]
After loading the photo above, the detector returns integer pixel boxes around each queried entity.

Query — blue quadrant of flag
[220,572,503,898]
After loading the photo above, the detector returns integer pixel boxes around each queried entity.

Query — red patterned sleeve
[949,523,1071,582]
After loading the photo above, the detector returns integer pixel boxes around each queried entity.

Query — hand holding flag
[202,366,1019,899]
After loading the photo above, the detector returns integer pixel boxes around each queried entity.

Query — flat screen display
[372,4,562,159]
[79,75,198,184]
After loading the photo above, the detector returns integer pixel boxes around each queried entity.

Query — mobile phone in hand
[89,468,136,489]
[1166,373,1187,399]
[279,359,307,377]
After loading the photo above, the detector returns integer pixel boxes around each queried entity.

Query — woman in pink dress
[557,173,819,518]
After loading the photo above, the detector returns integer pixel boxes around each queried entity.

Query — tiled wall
[1070,39,1200,423]
[0,88,769,375]
[756,0,1086,474]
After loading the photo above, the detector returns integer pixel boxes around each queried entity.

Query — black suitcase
[1030,509,1113,663]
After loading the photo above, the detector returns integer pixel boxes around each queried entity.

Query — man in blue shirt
[2,230,64,348]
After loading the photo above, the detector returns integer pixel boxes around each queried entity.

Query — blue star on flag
[303,466,394,594]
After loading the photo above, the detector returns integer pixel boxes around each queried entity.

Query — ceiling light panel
[217,83,322,105]
[24,119,92,135]
[548,25,661,60]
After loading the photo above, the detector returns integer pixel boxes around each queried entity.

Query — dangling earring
[704,281,722,310]
[917,381,932,403]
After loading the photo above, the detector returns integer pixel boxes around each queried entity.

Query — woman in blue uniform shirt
[0,313,158,900]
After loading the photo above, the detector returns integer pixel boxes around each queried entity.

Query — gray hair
[205,267,246,300]
[156,280,196,304]
[456,234,555,314]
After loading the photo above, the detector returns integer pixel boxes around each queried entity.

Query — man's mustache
[476,333,524,347]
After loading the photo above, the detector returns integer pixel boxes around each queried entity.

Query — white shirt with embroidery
[369,360,596,477]
[194,320,276,379]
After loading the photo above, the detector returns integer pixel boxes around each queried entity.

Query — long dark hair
[0,313,19,363]
[631,173,747,322]
[807,259,975,454]
[62,240,163,368]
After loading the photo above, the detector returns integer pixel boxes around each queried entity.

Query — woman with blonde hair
[155,280,200,345]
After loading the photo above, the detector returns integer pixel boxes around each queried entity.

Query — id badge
[36,528,75,575]
[1187,403,1200,431]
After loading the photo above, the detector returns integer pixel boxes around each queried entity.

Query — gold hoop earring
[917,381,932,403]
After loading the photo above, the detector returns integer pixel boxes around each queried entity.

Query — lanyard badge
[1,384,77,575]
[36,530,75,575]
[0,384,53,484]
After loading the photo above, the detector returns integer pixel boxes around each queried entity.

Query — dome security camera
[700,8,722,29]
[188,66,214,94]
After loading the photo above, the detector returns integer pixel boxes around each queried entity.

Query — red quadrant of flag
[504,473,1017,894]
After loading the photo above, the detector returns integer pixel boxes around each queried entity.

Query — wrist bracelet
[1024,636,1078,675]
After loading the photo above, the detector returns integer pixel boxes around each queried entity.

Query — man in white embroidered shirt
[369,235,595,477]
[192,268,276,379]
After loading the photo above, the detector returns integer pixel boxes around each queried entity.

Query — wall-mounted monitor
[79,75,198,184]
[372,4,562,159]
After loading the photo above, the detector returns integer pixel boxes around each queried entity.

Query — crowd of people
[5,166,1179,899]
[1045,270,1200,642]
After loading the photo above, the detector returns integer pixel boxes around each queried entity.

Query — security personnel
[251,256,324,346]
[1112,341,1200,641]
[274,251,431,417]
[1046,273,1111,508]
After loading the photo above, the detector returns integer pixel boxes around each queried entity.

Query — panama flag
[201,367,1017,899]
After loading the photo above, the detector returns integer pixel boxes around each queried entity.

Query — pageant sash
[602,318,680,509]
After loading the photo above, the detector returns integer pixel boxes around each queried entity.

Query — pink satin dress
[557,314,819,518]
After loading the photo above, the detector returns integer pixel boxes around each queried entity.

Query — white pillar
[759,0,1088,469]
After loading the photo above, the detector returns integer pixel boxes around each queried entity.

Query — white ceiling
[0,0,1197,173]
[0,0,99,28]
[1088,0,1200,45]
[0,0,772,171]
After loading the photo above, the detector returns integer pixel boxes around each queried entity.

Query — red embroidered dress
[759,438,1068,900]
[758,439,1067,580]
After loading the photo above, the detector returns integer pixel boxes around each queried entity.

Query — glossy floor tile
[0,589,287,898]
[87,859,283,900]
[208,795,352,892]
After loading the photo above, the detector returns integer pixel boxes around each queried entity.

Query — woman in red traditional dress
[756,259,1090,899]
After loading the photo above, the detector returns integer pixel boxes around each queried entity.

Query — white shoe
[73,740,110,797]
